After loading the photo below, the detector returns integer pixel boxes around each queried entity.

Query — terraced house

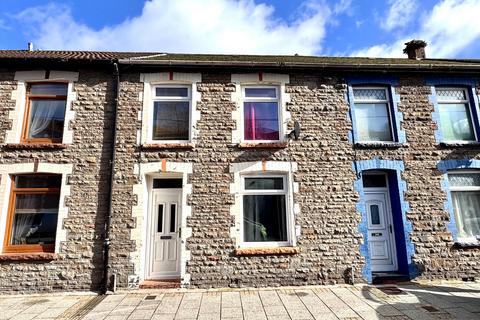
[0,40,479,293]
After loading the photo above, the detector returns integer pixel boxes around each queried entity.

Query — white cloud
[352,0,480,58]
[14,0,338,55]
[380,0,417,32]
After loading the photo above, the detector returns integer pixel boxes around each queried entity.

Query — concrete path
[0,282,479,319]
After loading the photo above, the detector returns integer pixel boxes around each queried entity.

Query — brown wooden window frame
[21,82,68,144]
[3,174,61,253]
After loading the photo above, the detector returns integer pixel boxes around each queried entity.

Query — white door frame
[145,184,182,280]
[363,172,398,272]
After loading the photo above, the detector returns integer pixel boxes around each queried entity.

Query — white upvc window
[241,86,281,142]
[240,175,292,247]
[436,87,476,142]
[148,85,192,143]
[448,171,480,244]
[352,87,394,142]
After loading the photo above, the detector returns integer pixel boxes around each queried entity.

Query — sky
[1,0,480,58]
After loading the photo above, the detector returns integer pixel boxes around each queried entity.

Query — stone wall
[0,68,114,293]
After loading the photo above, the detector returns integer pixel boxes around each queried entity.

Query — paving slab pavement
[0,282,479,319]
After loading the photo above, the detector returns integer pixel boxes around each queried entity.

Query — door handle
[389,225,393,233]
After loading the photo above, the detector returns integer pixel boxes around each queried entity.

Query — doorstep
[139,279,181,289]
[372,272,410,284]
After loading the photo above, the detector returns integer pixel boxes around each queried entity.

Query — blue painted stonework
[346,76,406,144]
[437,159,480,242]
[426,77,480,144]
[352,158,416,283]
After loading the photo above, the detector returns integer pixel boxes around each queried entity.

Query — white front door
[365,191,398,272]
[147,189,181,279]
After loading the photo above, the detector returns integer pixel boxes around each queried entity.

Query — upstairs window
[151,86,191,141]
[448,172,480,242]
[241,176,289,245]
[22,83,68,143]
[243,87,280,141]
[4,175,61,253]
[352,87,393,142]
[436,88,476,142]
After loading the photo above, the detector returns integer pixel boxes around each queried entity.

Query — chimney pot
[403,40,427,60]
[28,42,33,51]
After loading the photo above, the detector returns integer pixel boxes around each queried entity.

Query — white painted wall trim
[139,72,201,145]
[229,161,300,248]
[6,71,79,144]
[0,162,73,253]
[131,161,193,287]
[231,73,291,144]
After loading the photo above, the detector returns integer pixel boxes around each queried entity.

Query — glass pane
[449,173,480,187]
[245,88,276,98]
[370,205,381,225]
[155,87,188,97]
[10,193,59,245]
[436,88,466,101]
[439,103,475,141]
[243,102,279,140]
[244,177,284,190]
[452,191,480,237]
[15,175,61,189]
[170,204,176,233]
[353,88,387,101]
[30,84,67,96]
[27,100,66,140]
[362,174,387,188]
[243,194,287,242]
[153,179,183,189]
[157,204,164,233]
[153,101,189,140]
[355,103,392,141]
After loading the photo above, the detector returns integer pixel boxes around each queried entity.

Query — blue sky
[1,0,480,58]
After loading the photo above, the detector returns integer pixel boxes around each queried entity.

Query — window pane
[436,88,466,101]
[157,204,164,233]
[243,194,287,242]
[15,175,61,189]
[244,177,283,190]
[355,103,392,141]
[448,173,480,187]
[27,100,66,140]
[439,103,475,141]
[362,174,387,188]
[10,194,59,245]
[353,88,387,101]
[452,191,480,238]
[170,204,176,233]
[155,87,189,97]
[153,101,189,140]
[244,102,279,140]
[370,205,380,225]
[30,84,67,96]
[245,88,276,98]
[153,179,183,189]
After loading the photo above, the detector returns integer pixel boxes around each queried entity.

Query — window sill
[354,142,405,149]
[454,240,480,248]
[141,143,194,150]
[0,252,57,261]
[237,142,288,149]
[235,246,299,256]
[3,143,68,150]
[439,141,480,148]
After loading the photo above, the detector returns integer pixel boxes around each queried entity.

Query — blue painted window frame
[352,158,416,283]
[426,77,480,144]
[346,76,406,144]
[437,159,480,245]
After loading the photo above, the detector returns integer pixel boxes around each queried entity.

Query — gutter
[118,58,480,72]
[102,61,120,294]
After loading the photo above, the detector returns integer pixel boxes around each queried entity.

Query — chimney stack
[403,40,427,60]
[28,42,33,51]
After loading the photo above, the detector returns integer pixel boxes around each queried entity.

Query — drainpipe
[102,62,120,294]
